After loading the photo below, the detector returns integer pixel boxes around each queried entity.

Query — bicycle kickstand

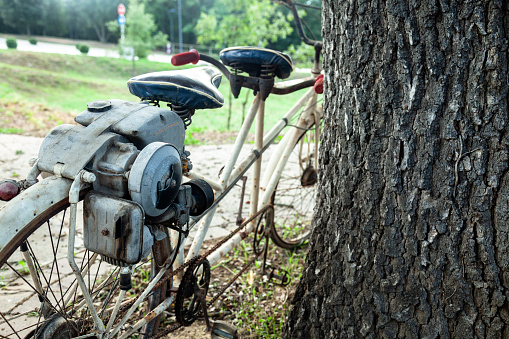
[198,285,238,339]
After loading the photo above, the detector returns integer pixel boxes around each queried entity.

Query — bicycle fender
[0,176,76,264]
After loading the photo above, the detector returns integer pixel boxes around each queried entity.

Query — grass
[196,83,309,134]
[0,99,76,137]
[185,126,207,145]
[17,260,30,275]
[215,244,305,338]
[0,53,149,112]
[0,49,311,139]
[204,234,307,338]
[0,127,24,134]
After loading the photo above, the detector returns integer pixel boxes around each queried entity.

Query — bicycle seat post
[249,96,265,225]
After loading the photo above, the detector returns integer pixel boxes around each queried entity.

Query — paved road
[0,36,174,63]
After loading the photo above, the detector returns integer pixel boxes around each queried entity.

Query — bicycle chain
[175,258,211,326]
[141,206,272,338]
[113,255,202,323]
[150,256,258,339]
[207,255,259,308]
[153,322,183,338]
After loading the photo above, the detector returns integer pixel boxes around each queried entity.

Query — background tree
[41,0,67,37]
[270,0,322,54]
[0,0,44,35]
[0,0,320,54]
[80,0,118,42]
[287,0,509,338]
[195,0,293,49]
[108,0,168,59]
[64,0,97,40]
[144,0,215,46]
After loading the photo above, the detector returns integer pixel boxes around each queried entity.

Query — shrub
[76,43,89,54]
[6,38,17,49]
[29,38,37,45]
[285,43,315,68]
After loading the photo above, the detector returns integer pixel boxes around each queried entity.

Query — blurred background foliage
[0,0,321,62]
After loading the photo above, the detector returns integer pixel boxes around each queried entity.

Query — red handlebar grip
[314,74,324,94]
[171,49,200,66]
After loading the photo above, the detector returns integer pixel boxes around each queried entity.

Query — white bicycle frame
[184,86,320,267]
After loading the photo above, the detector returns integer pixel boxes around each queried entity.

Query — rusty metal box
[83,192,151,265]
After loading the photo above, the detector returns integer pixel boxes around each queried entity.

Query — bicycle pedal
[269,268,291,286]
[210,320,238,339]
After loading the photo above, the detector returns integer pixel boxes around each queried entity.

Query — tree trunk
[92,22,108,43]
[286,1,509,338]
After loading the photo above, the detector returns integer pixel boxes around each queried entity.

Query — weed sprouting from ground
[17,260,30,275]
[208,235,307,337]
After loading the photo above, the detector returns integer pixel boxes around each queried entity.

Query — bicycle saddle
[127,67,224,109]
[219,47,293,79]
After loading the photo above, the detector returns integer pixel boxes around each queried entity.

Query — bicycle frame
[184,86,320,267]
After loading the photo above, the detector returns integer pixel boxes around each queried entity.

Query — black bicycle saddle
[127,67,224,109]
[219,47,293,79]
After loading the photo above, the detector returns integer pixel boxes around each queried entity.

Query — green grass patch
[207,236,308,338]
[185,126,207,145]
[196,83,308,134]
[0,127,24,134]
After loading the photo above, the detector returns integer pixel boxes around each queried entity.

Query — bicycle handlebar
[314,74,324,94]
[171,49,200,66]
[288,2,322,49]
[170,49,320,96]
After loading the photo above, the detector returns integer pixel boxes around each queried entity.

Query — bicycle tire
[0,180,164,338]
[269,117,320,250]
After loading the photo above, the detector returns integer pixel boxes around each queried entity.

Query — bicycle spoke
[0,311,22,339]
[4,262,61,322]
[24,243,47,335]
[25,241,62,313]
[91,257,103,295]
[46,217,67,313]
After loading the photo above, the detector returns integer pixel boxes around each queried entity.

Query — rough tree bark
[286,0,509,338]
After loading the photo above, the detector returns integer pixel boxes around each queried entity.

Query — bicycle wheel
[269,117,321,250]
[0,184,166,338]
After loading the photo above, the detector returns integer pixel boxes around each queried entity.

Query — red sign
[118,4,126,16]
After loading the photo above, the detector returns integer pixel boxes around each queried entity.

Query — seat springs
[147,100,194,128]
[259,65,276,100]
[230,62,245,75]
[149,99,161,107]
[172,105,195,129]
[261,64,276,79]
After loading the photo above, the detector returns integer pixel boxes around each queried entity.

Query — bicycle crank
[175,258,211,326]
